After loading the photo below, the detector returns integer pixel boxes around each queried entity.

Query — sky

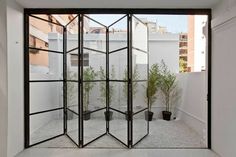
[89,14,188,33]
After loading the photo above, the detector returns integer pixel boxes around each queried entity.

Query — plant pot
[162,111,172,121]
[83,110,91,120]
[104,111,113,121]
[145,111,154,121]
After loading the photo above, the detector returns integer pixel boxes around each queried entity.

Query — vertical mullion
[78,13,81,147]
[80,14,84,147]
[63,26,67,135]
[127,14,133,148]
[24,13,30,148]
[106,27,109,132]
[126,14,129,147]
[147,22,150,136]
[129,14,133,148]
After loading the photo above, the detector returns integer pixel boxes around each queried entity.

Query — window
[71,53,89,67]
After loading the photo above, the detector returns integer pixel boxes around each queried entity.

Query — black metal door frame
[24,8,212,149]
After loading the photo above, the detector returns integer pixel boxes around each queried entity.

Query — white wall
[6,0,24,157]
[0,0,8,157]
[176,72,207,146]
[212,1,236,156]
[149,33,179,73]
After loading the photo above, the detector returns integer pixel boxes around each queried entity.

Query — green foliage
[123,65,140,99]
[98,65,116,105]
[67,71,78,106]
[146,63,161,111]
[83,66,97,111]
[159,60,180,112]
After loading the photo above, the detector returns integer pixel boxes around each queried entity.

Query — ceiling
[16,0,221,9]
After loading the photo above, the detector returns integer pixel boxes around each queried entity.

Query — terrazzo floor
[32,118,206,148]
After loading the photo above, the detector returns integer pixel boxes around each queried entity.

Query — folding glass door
[25,13,149,148]
[26,14,65,146]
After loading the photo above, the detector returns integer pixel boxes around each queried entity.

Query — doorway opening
[24,9,211,149]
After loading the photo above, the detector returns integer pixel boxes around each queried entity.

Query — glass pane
[67,49,78,81]
[133,110,148,145]
[67,110,79,145]
[29,50,63,81]
[109,111,127,145]
[30,82,63,114]
[88,14,125,26]
[133,82,147,113]
[31,14,77,25]
[109,49,127,80]
[133,49,148,80]
[30,109,63,145]
[82,82,106,112]
[83,16,106,53]
[67,16,78,51]
[132,16,148,52]
[109,16,127,52]
[67,82,78,114]
[110,82,127,113]
[83,109,106,144]
[29,16,63,52]
[83,50,106,80]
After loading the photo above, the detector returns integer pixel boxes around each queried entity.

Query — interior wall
[6,0,24,157]
[0,0,8,157]
[212,0,236,157]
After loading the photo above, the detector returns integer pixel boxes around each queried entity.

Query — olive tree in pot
[159,60,179,121]
[123,65,139,120]
[98,65,116,121]
[145,63,160,121]
[83,66,97,120]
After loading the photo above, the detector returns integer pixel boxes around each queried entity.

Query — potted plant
[123,65,140,120]
[98,65,116,121]
[159,60,179,121]
[83,66,97,120]
[145,63,160,121]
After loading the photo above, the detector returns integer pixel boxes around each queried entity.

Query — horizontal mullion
[108,132,128,147]
[29,134,64,148]
[29,80,63,83]
[65,14,79,27]
[82,80,106,82]
[66,134,79,147]
[109,80,128,82]
[29,47,63,54]
[67,47,79,53]
[132,15,147,26]
[83,133,106,147]
[83,107,106,115]
[108,14,127,28]
[29,14,64,27]
[132,47,148,54]
[133,108,148,116]
[67,80,78,82]
[67,108,79,116]
[83,47,106,54]
[109,47,127,54]
[83,14,107,28]
[109,107,126,115]
[132,134,148,147]
[30,107,63,116]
